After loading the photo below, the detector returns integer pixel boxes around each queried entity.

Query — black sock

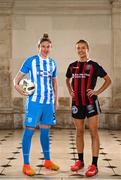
[92,156,98,167]
[78,153,84,162]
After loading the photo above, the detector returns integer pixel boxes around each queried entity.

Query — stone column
[112,0,121,108]
[102,0,121,130]
[0,17,12,108]
[0,1,14,129]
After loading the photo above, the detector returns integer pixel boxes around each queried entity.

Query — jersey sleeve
[20,59,30,74]
[66,64,72,78]
[96,63,107,78]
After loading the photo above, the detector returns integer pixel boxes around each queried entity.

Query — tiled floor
[0,128,121,180]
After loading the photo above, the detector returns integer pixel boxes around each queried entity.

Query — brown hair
[38,33,51,47]
[76,39,89,50]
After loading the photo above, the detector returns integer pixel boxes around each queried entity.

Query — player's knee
[89,128,98,138]
[25,126,35,131]
[39,124,51,129]
[76,128,84,136]
[25,126,35,130]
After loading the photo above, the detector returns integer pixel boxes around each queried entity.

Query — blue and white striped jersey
[20,55,57,104]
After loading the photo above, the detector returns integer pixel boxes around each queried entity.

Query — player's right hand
[70,90,75,98]
[15,84,28,96]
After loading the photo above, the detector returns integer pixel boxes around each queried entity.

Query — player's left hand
[87,89,98,97]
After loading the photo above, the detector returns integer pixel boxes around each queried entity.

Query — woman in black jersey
[66,40,111,177]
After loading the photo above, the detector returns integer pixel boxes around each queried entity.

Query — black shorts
[71,99,101,119]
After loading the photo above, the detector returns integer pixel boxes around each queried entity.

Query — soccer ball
[19,79,35,95]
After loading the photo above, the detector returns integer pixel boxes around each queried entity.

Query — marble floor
[0,128,121,180]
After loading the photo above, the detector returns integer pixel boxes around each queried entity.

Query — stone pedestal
[0,108,14,129]
[56,98,121,130]
[101,108,121,130]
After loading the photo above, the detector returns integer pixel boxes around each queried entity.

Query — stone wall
[0,0,121,129]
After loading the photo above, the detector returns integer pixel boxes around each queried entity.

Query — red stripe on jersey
[81,63,86,105]
[87,65,94,104]
[74,62,80,106]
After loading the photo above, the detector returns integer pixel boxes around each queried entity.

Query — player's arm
[52,77,58,111]
[13,71,28,96]
[87,74,111,97]
[66,78,75,98]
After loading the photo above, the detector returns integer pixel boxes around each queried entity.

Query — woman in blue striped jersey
[14,33,59,176]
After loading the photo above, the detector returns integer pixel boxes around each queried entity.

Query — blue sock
[22,128,34,164]
[40,128,50,160]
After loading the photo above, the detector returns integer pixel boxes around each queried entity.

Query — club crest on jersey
[27,117,32,123]
[72,106,78,114]
[86,64,91,71]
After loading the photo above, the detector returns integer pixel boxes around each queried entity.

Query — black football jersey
[66,60,107,106]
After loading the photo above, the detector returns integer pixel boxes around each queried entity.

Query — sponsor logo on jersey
[87,104,95,113]
[72,73,90,78]
[37,70,52,77]
[73,66,79,69]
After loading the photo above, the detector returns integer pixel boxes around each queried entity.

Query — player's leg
[70,119,85,171]
[85,115,99,177]
[39,124,51,161]
[74,119,85,159]
[22,127,35,176]
[39,103,59,171]
[22,101,40,176]
[70,105,86,171]
[85,99,101,177]
[88,115,100,162]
